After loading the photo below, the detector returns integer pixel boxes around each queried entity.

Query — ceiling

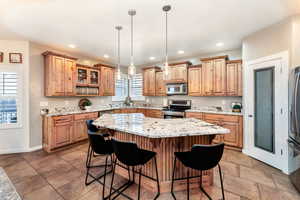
[0,0,299,66]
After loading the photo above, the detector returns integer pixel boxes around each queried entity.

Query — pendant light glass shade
[128,9,136,77]
[162,5,171,80]
[115,26,122,80]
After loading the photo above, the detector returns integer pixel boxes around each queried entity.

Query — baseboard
[0,145,42,155]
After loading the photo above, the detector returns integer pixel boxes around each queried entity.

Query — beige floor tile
[272,173,299,194]
[218,160,240,177]
[197,185,241,200]
[240,165,276,188]
[14,175,48,197]
[23,185,63,200]
[0,154,24,168]
[6,163,38,184]
[223,174,260,199]
[57,177,98,200]
[46,167,84,188]
[223,149,254,168]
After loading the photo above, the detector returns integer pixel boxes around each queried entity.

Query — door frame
[243,51,289,174]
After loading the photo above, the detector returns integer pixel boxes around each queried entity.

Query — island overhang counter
[93,113,229,193]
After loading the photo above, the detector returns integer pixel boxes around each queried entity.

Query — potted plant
[232,104,242,113]
[83,101,92,111]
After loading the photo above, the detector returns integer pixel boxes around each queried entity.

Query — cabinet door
[51,56,65,96]
[101,67,115,96]
[64,58,76,96]
[89,69,100,86]
[188,67,202,96]
[237,63,243,96]
[226,63,238,96]
[155,72,165,96]
[213,58,226,96]
[202,61,214,96]
[53,122,72,148]
[146,109,162,118]
[73,120,87,142]
[143,69,156,96]
[221,121,240,147]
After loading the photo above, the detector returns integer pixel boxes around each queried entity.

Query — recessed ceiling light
[103,54,109,58]
[177,50,185,54]
[216,42,224,47]
[149,57,156,60]
[68,44,76,48]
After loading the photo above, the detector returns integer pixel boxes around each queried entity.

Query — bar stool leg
[85,149,93,185]
[102,156,108,199]
[154,157,160,200]
[218,164,225,200]
[171,157,177,200]
[109,158,117,200]
[187,170,190,200]
[85,144,91,167]
[137,167,142,200]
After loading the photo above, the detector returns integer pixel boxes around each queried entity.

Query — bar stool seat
[171,143,225,200]
[108,138,160,200]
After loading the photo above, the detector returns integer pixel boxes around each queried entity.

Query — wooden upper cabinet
[213,58,227,96]
[201,56,228,96]
[226,60,243,96]
[43,51,77,97]
[143,67,160,96]
[64,58,76,96]
[155,71,166,96]
[202,60,214,96]
[165,62,190,83]
[94,64,115,96]
[188,65,202,96]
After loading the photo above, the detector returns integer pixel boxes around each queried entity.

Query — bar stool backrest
[86,120,113,155]
[181,143,224,171]
[111,138,140,166]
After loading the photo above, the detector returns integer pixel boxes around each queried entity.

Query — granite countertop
[45,106,162,117]
[0,168,21,200]
[186,109,243,116]
[93,113,230,138]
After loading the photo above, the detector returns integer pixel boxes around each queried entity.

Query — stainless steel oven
[162,100,191,118]
[166,83,187,95]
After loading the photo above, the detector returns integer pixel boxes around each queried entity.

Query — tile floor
[1,142,300,200]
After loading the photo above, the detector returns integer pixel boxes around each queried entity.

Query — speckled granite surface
[93,113,230,138]
[0,168,21,200]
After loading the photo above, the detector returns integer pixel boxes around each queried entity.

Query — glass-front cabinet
[75,64,100,96]
[89,70,99,86]
[77,68,88,85]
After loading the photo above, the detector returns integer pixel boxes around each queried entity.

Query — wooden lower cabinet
[146,109,163,118]
[186,112,243,150]
[113,108,162,118]
[43,112,98,152]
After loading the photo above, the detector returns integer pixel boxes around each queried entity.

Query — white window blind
[0,72,19,127]
[130,73,145,101]
[112,74,128,101]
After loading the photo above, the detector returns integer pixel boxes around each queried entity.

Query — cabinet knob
[248,115,253,118]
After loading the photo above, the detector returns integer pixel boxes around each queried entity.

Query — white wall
[0,40,30,153]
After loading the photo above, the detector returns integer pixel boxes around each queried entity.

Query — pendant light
[163,5,171,80]
[115,26,122,80]
[128,9,136,77]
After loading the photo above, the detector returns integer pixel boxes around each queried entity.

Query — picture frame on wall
[9,53,22,63]
[0,52,3,63]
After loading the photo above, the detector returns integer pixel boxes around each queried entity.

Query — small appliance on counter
[162,99,191,118]
[231,102,242,113]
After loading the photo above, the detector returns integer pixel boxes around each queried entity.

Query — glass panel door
[90,70,99,85]
[254,67,274,153]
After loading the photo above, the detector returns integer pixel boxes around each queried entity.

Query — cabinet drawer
[186,112,203,120]
[203,113,239,123]
[74,112,98,120]
[53,115,73,125]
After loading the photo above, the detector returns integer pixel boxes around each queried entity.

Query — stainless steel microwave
[166,83,188,95]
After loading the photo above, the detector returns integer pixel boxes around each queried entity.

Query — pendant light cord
[118,28,120,68]
[165,11,168,64]
[131,14,134,64]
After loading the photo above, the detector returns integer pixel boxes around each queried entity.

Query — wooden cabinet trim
[200,55,228,62]
[42,51,78,60]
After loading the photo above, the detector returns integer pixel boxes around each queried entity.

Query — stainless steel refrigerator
[289,66,300,192]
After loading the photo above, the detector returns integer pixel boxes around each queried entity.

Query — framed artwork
[0,52,3,63]
[9,53,22,63]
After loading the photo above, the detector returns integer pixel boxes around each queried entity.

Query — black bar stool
[171,143,225,200]
[108,138,160,200]
[85,120,113,199]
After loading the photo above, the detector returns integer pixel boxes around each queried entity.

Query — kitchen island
[93,113,229,192]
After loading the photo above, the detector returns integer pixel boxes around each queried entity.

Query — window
[112,74,128,101]
[0,71,20,128]
[112,73,145,101]
[130,73,145,101]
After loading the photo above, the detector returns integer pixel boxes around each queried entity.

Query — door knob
[248,115,253,118]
